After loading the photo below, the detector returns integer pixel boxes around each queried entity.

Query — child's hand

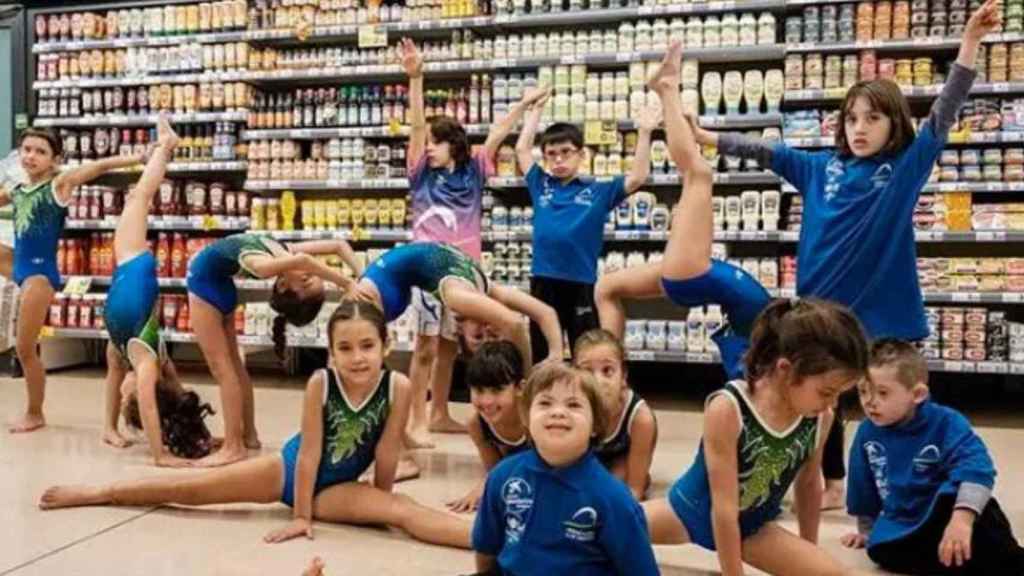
[840,532,867,548]
[265,517,314,544]
[447,485,483,513]
[635,104,663,133]
[939,509,976,567]
[965,0,1003,41]
[399,38,423,78]
[521,85,552,109]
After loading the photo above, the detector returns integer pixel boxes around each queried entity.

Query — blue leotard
[280,368,393,506]
[105,251,162,364]
[661,259,773,380]
[595,390,650,466]
[361,242,489,322]
[12,179,66,289]
[478,414,528,457]
[186,234,278,315]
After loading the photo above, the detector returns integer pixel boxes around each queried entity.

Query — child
[593,41,772,386]
[842,339,1024,575]
[642,298,869,576]
[186,232,361,467]
[399,38,551,444]
[447,341,528,513]
[100,115,214,464]
[472,363,660,575]
[356,241,563,372]
[516,89,660,364]
[684,0,1003,508]
[4,129,143,433]
[39,301,472,550]
[574,329,657,500]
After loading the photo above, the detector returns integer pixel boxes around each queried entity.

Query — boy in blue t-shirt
[515,98,660,362]
[471,363,659,576]
[843,339,1024,575]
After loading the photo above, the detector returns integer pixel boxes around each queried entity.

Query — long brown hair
[835,79,915,158]
[744,298,869,386]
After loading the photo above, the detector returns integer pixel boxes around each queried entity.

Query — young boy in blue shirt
[843,338,1024,575]
[471,362,659,576]
[515,98,660,362]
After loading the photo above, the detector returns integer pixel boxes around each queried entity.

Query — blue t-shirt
[847,400,995,548]
[769,123,947,340]
[526,164,626,284]
[472,448,659,576]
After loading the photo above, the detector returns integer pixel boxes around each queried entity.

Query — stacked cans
[485,242,533,287]
[1006,0,1024,33]
[983,43,1024,82]
[786,5,856,43]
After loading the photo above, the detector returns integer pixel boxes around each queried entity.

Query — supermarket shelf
[62,161,247,176]
[245,16,495,45]
[66,216,251,231]
[487,171,781,189]
[497,0,785,27]
[623,348,1024,374]
[244,179,409,191]
[243,113,782,141]
[785,132,1024,148]
[484,229,1024,243]
[785,83,1024,103]
[782,180,1024,194]
[34,111,249,128]
[249,229,412,242]
[33,70,251,90]
[786,38,960,54]
[32,30,249,54]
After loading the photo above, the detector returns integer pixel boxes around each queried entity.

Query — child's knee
[15,338,38,361]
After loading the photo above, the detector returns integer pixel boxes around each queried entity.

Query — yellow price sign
[201,215,220,231]
[351,227,370,242]
[387,117,403,136]
[947,128,969,144]
[63,276,92,295]
[584,120,617,146]
[358,24,388,48]
[39,326,54,339]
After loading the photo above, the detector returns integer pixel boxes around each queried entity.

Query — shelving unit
[26,0,1024,378]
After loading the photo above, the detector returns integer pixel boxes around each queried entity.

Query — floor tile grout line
[0,507,162,576]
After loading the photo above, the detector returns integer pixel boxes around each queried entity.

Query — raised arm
[488,283,563,365]
[53,154,142,204]
[483,86,551,161]
[244,252,355,293]
[515,96,547,175]
[400,38,426,167]
[287,239,363,277]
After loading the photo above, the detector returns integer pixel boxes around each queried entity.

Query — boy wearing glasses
[515,95,660,361]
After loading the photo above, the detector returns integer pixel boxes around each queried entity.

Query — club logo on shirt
[870,163,893,191]
[864,441,890,501]
[563,506,599,542]
[912,444,941,473]
[502,477,534,544]
[574,188,594,206]
[824,158,844,202]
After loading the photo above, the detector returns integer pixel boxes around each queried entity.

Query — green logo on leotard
[325,388,388,464]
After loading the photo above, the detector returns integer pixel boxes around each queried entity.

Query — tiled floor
[4,369,1023,576]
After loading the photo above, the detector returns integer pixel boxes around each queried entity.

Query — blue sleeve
[600,487,660,576]
[768,143,826,196]
[472,468,507,555]
[943,410,996,489]
[846,423,882,520]
[602,176,627,213]
[525,163,546,204]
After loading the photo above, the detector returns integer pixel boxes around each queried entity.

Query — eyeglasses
[544,148,580,161]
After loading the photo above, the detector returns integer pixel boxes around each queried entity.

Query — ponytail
[744,298,869,385]
[272,314,288,360]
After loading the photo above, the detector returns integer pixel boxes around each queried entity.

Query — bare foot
[647,39,684,94]
[156,113,179,150]
[193,446,247,468]
[102,429,133,448]
[9,412,46,433]
[39,485,109,510]
[245,434,262,450]
[360,454,421,484]
[404,428,435,450]
[302,557,326,576]
[429,415,466,434]
[822,481,845,511]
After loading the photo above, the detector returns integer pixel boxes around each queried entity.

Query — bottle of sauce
[156,233,171,277]
[171,233,187,278]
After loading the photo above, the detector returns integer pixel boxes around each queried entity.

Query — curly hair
[123,387,216,459]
